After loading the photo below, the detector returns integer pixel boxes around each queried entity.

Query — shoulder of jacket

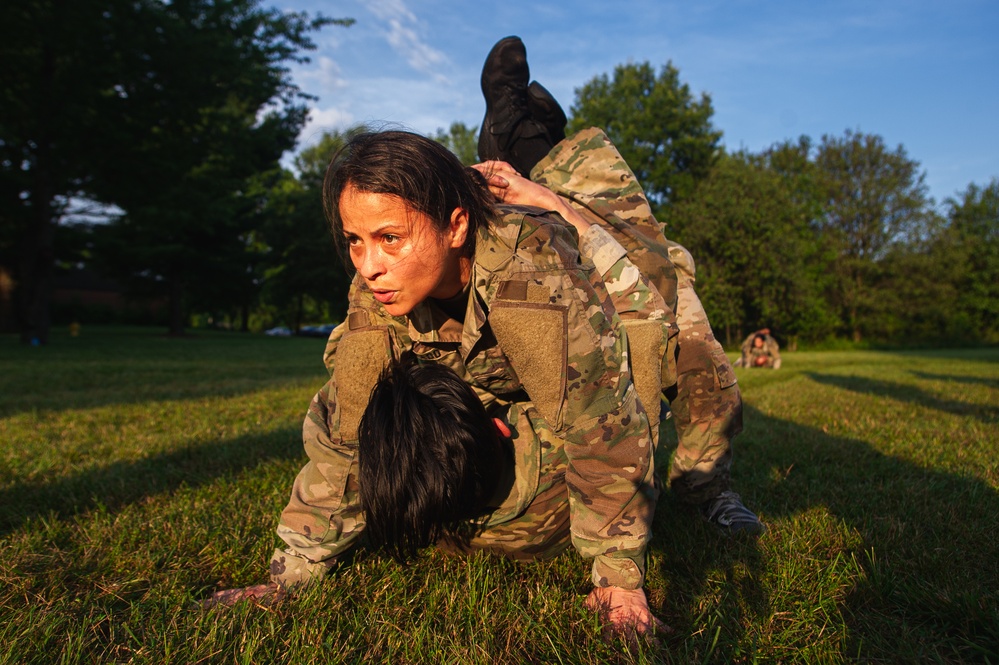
[480,204,579,273]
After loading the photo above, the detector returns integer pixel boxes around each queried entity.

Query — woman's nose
[356,247,385,280]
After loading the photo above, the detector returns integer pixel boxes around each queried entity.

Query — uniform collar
[406,209,524,353]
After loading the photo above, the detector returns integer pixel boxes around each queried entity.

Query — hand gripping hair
[357,360,511,562]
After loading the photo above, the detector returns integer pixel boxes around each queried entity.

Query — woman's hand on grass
[202,582,285,608]
[585,586,670,647]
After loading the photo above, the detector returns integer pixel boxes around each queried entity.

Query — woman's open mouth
[371,289,396,304]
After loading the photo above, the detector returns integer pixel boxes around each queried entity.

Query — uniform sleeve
[562,308,657,590]
[269,369,366,589]
[493,218,658,590]
[578,224,669,322]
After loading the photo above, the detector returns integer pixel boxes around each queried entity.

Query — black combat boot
[478,36,554,176]
[527,81,567,144]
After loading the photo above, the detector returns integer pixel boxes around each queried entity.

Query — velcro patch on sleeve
[335,328,392,441]
[620,320,667,446]
[488,302,567,429]
[497,279,551,303]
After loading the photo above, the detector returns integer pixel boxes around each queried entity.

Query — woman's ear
[448,207,470,249]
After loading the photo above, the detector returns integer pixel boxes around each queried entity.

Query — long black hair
[323,130,496,263]
[357,360,510,562]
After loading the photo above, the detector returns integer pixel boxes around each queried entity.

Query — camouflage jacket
[271,204,672,591]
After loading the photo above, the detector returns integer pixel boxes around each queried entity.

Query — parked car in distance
[264,326,292,337]
[296,323,337,338]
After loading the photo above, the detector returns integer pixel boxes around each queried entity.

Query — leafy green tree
[760,136,827,231]
[91,1,348,335]
[569,61,722,215]
[868,213,957,344]
[1,0,350,340]
[433,122,479,166]
[943,178,999,342]
[814,130,934,342]
[671,151,836,347]
[0,0,139,342]
[256,129,365,330]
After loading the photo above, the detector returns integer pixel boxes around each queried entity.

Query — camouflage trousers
[665,244,742,503]
[534,128,741,504]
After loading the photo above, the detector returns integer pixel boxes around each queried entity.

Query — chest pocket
[463,325,524,399]
[488,295,568,431]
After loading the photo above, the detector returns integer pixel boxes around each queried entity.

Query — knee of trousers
[666,241,696,284]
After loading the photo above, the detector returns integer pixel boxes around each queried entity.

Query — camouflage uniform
[270,127,734,593]
[533,129,742,505]
[738,330,781,369]
[272,131,678,592]
[661,246,743,501]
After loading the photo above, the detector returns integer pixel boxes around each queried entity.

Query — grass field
[1,327,996,664]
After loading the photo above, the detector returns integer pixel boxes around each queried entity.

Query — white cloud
[298,106,356,147]
[365,0,450,83]
[295,56,348,93]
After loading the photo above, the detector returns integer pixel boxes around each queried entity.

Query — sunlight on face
[340,186,469,317]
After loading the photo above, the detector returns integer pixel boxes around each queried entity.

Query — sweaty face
[340,186,469,317]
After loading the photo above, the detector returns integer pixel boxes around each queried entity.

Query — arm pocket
[334,327,393,441]
[710,343,737,390]
[620,319,677,432]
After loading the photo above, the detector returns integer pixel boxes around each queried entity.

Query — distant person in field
[735,329,782,369]
[206,35,762,644]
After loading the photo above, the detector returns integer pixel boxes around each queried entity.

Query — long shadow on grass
[0,427,303,536]
[806,372,999,423]
[0,332,328,418]
[641,426,768,664]
[646,491,766,663]
[909,370,999,388]
[730,404,999,662]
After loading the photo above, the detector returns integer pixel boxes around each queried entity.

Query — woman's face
[340,185,470,317]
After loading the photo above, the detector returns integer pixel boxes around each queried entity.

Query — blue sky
[282,0,999,207]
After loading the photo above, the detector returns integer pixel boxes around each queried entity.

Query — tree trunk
[16,219,55,345]
[18,29,58,346]
[17,157,57,345]
[167,275,185,336]
[294,293,303,333]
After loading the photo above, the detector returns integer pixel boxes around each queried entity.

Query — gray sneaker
[700,491,765,535]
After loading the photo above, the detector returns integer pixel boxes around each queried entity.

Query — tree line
[1,0,350,342]
[568,62,997,348]
[2,2,995,348]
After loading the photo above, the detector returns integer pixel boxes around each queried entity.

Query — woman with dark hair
[210,129,675,635]
[356,359,515,563]
[298,123,671,630]
[207,39,695,640]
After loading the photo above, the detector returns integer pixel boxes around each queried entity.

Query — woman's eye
[383,234,400,244]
